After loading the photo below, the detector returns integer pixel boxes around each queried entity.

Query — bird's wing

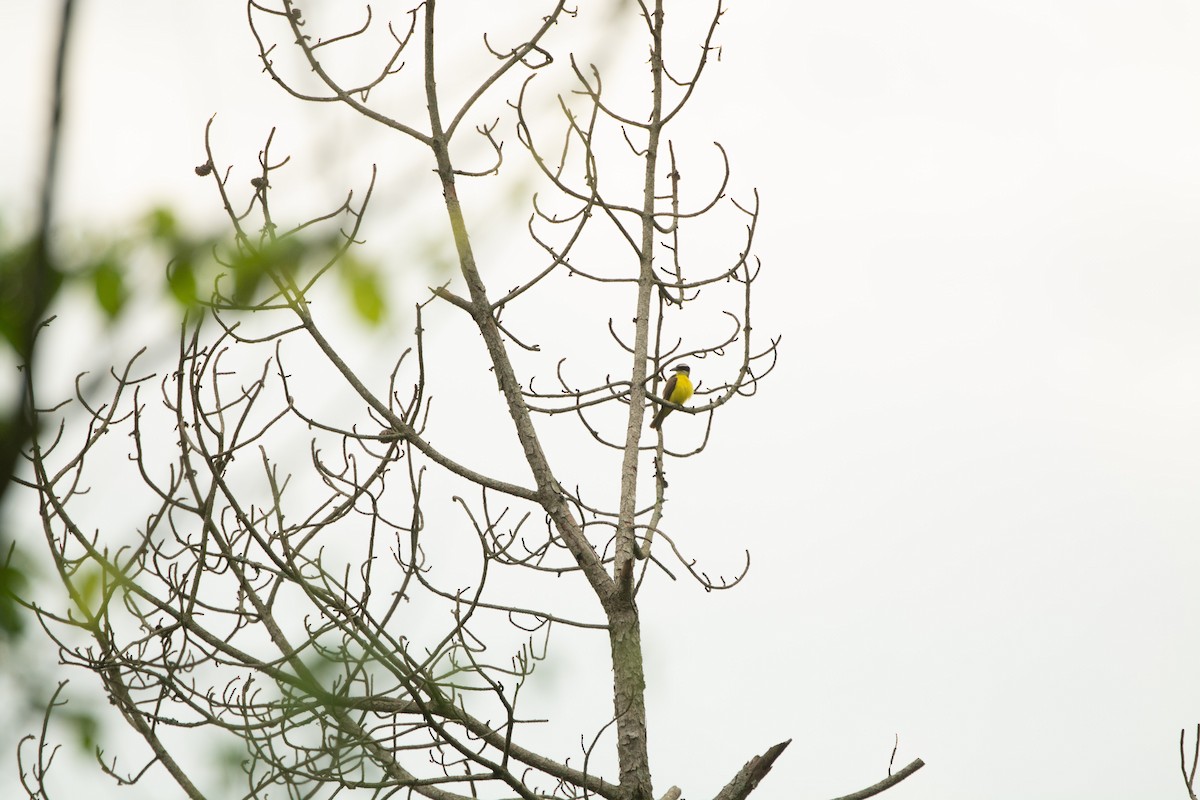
[661,374,678,403]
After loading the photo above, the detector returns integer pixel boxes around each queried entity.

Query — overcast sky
[4,2,1200,799]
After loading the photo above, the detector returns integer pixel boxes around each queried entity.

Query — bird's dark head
[674,364,690,374]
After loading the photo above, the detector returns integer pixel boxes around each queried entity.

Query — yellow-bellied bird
[649,364,693,430]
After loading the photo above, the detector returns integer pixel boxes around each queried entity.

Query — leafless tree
[17,2,923,799]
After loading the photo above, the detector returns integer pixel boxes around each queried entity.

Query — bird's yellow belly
[669,376,693,404]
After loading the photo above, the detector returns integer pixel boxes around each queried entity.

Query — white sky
[3,2,1200,799]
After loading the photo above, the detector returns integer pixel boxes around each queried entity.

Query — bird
[649,364,693,430]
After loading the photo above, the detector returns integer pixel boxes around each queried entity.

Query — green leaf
[225,238,306,306]
[229,248,267,306]
[145,207,178,242]
[91,259,127,320]
[63,709,100,752]
[0,559,27,637]
[74,564,103,619]
[167,255,198,307]
[341,257,386,325]
[0,238,64,352]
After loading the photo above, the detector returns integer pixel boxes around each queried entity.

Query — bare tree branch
[712,739,790,800]
[827,758,927,800]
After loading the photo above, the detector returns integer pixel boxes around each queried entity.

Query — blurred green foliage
[0,212,390,778]
[0,206,387,647]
